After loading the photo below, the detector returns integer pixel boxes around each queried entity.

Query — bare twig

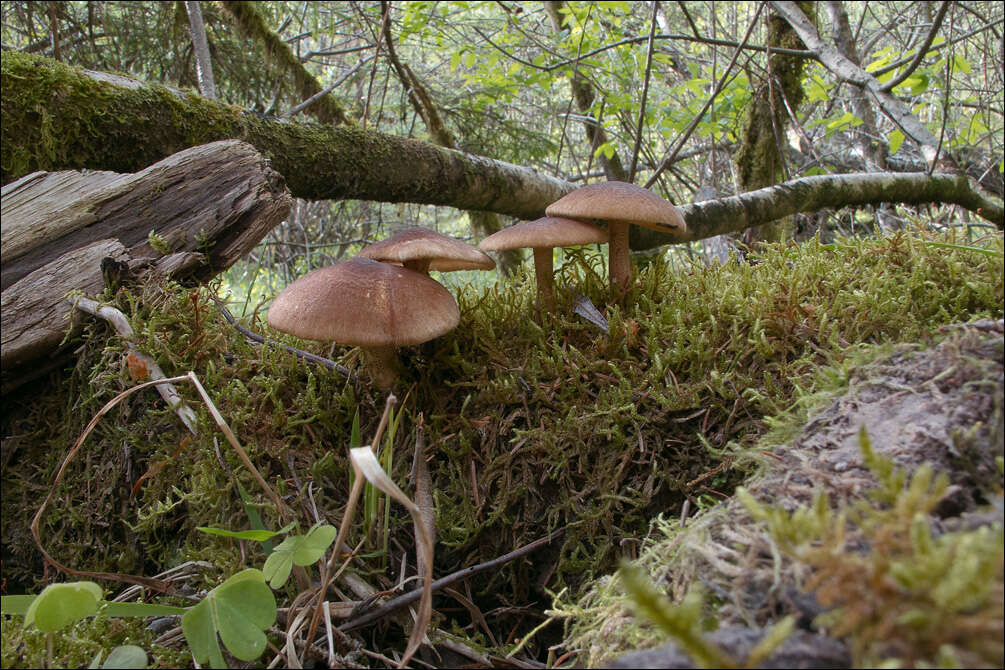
[628,2,660,183]
[880,0,952,93]
[70,296,198,434]
[211,296,352,378]
[339,527,565,632]
[645,3,765,189]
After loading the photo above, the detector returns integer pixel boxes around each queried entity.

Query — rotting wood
[1,139,291,390]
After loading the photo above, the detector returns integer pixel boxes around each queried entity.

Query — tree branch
[880,0,951,93]
[769,1,945,167]
[631,172,1003,250]
[1,51,573,220]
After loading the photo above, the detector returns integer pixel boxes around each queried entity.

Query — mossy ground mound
[557,324,1003,668]
[2,227,1002,665]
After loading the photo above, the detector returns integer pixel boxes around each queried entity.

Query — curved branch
[631,172,1004,250]
[769,1,943,167]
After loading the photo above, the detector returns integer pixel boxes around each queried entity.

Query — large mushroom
[478,216,607,313]
[359,226,495,275]
[267,257,459,390]
[545,181,686,293]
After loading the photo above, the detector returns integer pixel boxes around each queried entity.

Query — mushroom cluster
[268,227,493,390]
[267,183,686,389]
[546,181,686,293]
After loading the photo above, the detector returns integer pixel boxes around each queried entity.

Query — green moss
[1,612,190,669]
[2,226,1002,663]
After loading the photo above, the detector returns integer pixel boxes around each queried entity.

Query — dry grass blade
[30,369,288,591]
[349,446,434,669]
[184,371,289,521]
[30,374,192,590]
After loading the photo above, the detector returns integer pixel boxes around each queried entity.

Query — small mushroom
[478,216,608,313]
[267,257,459,390]
[359,226,495,275]
[546,181,686,293]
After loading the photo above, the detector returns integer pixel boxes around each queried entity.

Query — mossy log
[0,139,291,390]
[0,51,572,221]
[632,172,1004,250]
[2,51,999,258]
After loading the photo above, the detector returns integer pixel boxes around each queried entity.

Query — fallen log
[1,139,291,391]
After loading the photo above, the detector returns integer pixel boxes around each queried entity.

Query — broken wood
[1,139,291,390]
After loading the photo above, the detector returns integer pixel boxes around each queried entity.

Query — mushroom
[267,257,459,390]
[545,181,686,293]
[358,226,495,275]
[478,216,607,313]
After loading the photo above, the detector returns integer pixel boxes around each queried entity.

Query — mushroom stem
[531,246,556,313]
[608,221,631,292]
[362,345,401,391]
[403,259,432,274]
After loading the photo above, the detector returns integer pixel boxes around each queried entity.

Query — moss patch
[554,323,1003,667]
[2,227,1002,665]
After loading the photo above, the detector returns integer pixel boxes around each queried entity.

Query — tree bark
[1,139,291,388]
[824,1,888,172]
[1,51,574,221]
[631,171,1003,249]
[219,0,350,126]
[733,2,813,245]
[185,1,217,100]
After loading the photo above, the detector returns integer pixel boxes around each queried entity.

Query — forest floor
[1,226,1002,668]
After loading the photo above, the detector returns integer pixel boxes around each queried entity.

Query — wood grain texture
[0,139,291,387]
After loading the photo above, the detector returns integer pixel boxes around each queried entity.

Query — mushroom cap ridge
[546,181,686,234]
[478,216,608,251]
[360,226,495,271]
[267,257,460,347]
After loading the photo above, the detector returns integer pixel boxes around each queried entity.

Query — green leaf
[294,524,337,566]
[1,594,35,616]
[593,141,616,160]
[889,129,904,155]
[181,569,276,667]
[100,645,148,669]
[235,479,278,556]
[262,524,337,588]
[262,546,294,588]
[196,527,282,542]
[181,593,225,669]
[24,581,103,632]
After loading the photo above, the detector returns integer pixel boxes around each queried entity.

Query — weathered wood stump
[1,139,291,391]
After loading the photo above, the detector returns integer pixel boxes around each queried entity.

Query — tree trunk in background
[219,0,351,126]
[769,1,954,171]
[380,2,520,276]
[733,2,813,246]
[1,140,291,390]
[543,0,629,183]
[185,1,217,100]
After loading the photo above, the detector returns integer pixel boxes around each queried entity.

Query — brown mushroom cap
[267,256,459,347]
[478,216,608,252]
[359,227,496,272]
[545,181,686,234]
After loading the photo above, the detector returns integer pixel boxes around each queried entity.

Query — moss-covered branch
[219,0,350,126]
[0,51,573,220]
[632,172,1004,249]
